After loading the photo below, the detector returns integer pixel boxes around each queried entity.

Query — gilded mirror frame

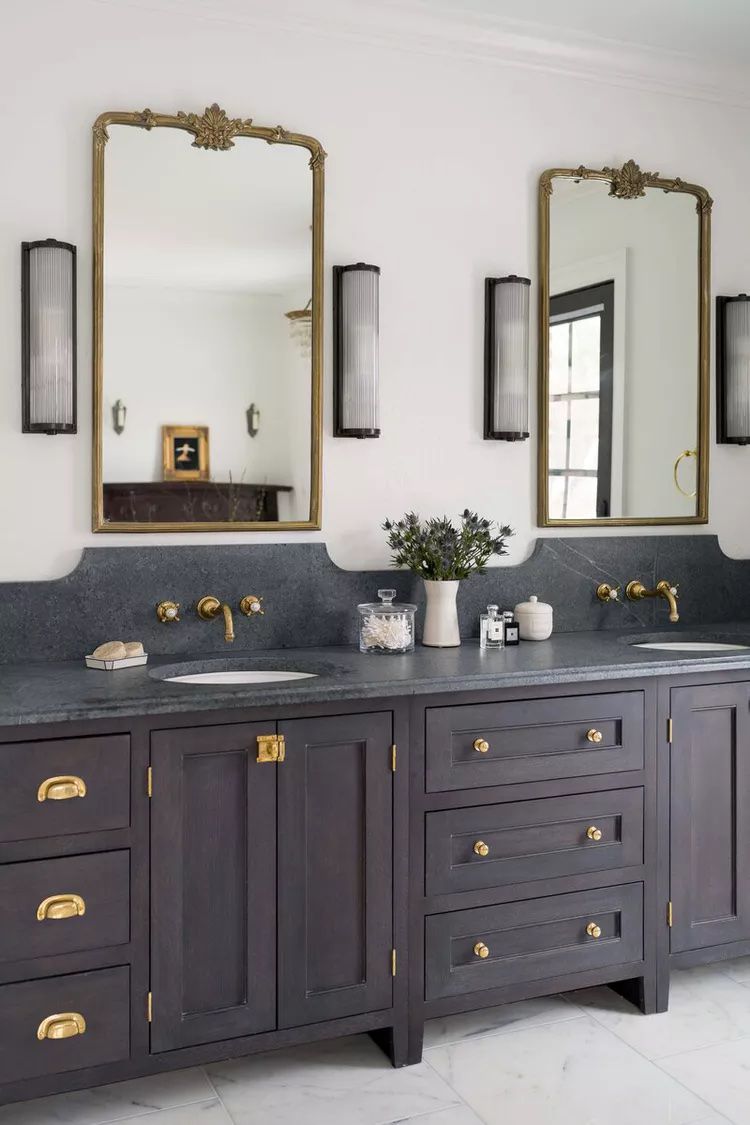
[92,104,325,532]
[537,159,711,528]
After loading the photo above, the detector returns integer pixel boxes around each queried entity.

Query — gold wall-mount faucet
[197,596,236,643]
[625,580,680,623]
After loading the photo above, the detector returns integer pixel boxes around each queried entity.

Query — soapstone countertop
[3,624,750,727]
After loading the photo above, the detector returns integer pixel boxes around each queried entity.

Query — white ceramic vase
[422,580,461,647]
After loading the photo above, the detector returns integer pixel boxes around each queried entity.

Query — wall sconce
[21,239,77,434]
[285,299,312,358]
[246,402,260,437]
[483,274,530,441]
[333,263,380,438]
[717,295,750,444]
[112,399,127,435]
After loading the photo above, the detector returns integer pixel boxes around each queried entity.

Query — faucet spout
[625,579,680,623]
[196,596,235,642]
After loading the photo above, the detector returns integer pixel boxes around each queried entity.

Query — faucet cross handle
[240,595,265,617]
[596,583,621,604]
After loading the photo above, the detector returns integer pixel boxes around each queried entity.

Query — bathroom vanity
[1,637,749,1106]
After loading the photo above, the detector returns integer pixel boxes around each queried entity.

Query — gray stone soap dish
[85,654,148,671]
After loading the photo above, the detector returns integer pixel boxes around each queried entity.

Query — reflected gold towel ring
[673,449,698,499]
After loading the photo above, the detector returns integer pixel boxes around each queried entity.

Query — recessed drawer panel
[425,692,644,793]
[0,966,130,1084]
[425,884,643,1000]
[425,789,644,896]
[0,850,130,966]
[0,735,131,843]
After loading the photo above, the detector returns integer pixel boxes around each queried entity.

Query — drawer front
[426,692,644,793]
[0,735,131,843]
[426,789,644,896]
[425,884,643,1000]
[0,966,130,1084]
[0,851,130,966]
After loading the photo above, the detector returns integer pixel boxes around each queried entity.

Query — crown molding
[93,0,750,109]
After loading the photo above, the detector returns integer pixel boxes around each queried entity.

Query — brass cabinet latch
[257,734,286,763]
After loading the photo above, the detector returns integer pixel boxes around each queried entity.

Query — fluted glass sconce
[21,239,77,434]
[717,295,750,445]
[333,263,380,438]
[484,274,530,441]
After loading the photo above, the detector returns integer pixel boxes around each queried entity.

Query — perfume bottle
[480,605,505,649]
[503,610,520,646]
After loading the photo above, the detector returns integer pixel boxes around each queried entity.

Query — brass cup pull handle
[473,840,490,857]
[586,922,602,939]
[473,738,490,754]
[586,826,603,842]
[473,941,490,959]
[37,775,87,802]
[586,729,603,744]
[37,1012,86,1041]
[37,894,86,921]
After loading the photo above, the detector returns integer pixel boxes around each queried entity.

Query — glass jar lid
[357,588,416,614]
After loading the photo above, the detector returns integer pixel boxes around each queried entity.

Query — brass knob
[240,595,265,617]
[37,1012,86,1041]
[586,922,602,939]
[37,894,86,921]
[586,826,603,842]
[37,775,86,802]
[473,738,490,754]
[156,600,180,623]
[473,840,490,857]
[473,941,490,959]
[586,729,603,744]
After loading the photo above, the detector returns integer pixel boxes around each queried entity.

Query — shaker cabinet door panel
[670,683,750,953]
[277,712,394,1027]
[150,723,277,1051]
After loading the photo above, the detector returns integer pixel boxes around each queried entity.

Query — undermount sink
[632,641,749,652]
[164,670,318,685]
[625,632,750,653]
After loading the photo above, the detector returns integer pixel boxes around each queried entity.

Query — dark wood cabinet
[669,682,750,954]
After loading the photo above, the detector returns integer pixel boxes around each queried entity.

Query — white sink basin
[631,641,749,652]
[165,670,318,685]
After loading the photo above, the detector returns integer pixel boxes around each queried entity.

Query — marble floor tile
[206,1034,460,1125]
[569,964,750,1059]
[94,1102,232,1125]
[659,1037,750,1124]
[715,955,750,985]
[423,993,579,1048]
[384,1107,484,1125]
[426,1014,711,1125]
[0,1068,215,1125]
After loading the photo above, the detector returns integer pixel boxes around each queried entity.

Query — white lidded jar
[513,595,553,641]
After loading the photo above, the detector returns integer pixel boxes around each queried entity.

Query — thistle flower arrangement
[382,510,514,581]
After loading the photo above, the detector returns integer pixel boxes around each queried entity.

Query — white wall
[3,0,750,579]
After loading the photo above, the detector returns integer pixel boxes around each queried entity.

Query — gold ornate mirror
[92,104,324,531]
[538,159,711,527]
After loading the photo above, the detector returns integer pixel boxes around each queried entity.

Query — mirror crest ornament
[92,104,325,532]
[538,157,711,527]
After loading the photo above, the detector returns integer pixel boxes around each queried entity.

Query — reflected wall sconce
[717,295,750,444]
[21,239,77,434]
[483,274,530,441]
[246,402,260,437]
[333,263,380,438]
[112,399,127,435]
[285,299,312,358]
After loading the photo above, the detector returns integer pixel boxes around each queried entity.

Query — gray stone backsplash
[0,536,748,664]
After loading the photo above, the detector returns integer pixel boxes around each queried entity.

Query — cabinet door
[670,683,750,952]
[150,723,276,1051]
[278,712,393,1027]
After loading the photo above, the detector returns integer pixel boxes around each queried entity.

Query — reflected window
[548,282,614,519]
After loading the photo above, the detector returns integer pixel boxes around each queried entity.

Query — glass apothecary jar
[358,589,416,654]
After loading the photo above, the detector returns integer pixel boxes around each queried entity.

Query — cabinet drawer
[425,789,644,896]
[425,692,644,792]
[0,735,131,843]
[0,966,130,1084]
[0,850,130,966]
[425,884,643,1000]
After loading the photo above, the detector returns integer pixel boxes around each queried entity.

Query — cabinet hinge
[391,744,397,772]
[391,948,397,976]
[667,901,673,928]
[147,992,153,1022]
[667,717,673,745]
[147,766,153,798]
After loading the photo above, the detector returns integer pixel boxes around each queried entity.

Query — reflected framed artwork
[162,425,209,481]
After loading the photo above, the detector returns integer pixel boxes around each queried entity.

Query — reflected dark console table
[103,481,293,523]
